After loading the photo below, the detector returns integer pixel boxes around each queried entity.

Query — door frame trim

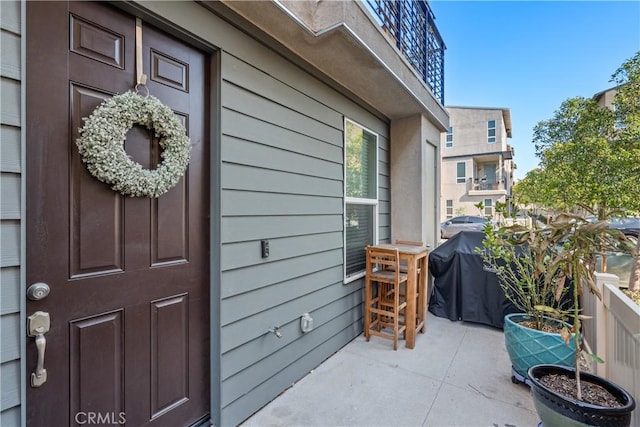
[20,2,28,424]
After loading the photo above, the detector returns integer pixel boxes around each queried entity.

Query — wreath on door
[76,91,191,198]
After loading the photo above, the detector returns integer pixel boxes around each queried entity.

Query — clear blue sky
[429,0,640,181]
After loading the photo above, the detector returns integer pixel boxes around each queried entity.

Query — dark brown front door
[26,2,210,425]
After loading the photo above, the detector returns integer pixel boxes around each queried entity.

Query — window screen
[345,119,378,279]
[345,204,375,276]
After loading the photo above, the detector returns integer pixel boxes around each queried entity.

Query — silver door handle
[27,311,50,387]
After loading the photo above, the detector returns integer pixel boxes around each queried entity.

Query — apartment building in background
[593,85,629,129]
[593,85,618,108]
[440,106,516,221]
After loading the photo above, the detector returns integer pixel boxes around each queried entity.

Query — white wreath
[76,90,191,198]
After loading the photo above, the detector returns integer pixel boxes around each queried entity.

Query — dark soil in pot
[537,372,625,408]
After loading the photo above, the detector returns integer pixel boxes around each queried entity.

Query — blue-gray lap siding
[1,1,23,425]
[219,52,390,425]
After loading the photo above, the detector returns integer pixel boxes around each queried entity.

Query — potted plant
[477,216,576,384]
[480,213,637,425]
[524,215,636,426]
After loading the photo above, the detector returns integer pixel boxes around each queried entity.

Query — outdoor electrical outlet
[300,313,313,333]
[261,240,269,258]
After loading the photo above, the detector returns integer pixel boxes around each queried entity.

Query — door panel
[69,311,125,420]
[70,84,125,277]
[150,295,189,417]
[26,2,210,425]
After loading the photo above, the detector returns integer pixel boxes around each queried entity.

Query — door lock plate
[28,311,50,336]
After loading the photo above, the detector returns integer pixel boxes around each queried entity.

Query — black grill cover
[428,231,519,329]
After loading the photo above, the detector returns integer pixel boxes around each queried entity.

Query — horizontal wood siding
[0,1,22,424]
[0,268,20,315]
[219,44,389,425]
[0,406,20,427]
[1,361,20,411]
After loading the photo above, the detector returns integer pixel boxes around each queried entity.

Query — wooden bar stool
[364,246,408,350]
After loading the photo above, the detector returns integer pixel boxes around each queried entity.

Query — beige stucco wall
[594,87,617,108]
[444,107,510,156]
[387,115,441,248]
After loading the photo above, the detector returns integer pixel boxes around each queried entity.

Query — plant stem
[574,265,582,401]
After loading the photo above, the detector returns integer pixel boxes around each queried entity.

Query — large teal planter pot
[504,313,576,381]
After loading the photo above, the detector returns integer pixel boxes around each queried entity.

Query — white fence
[582,272,639,424]
[501,217,533,228]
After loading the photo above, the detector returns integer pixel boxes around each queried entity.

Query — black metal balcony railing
[366,0,445,104]
[467,176,507,192]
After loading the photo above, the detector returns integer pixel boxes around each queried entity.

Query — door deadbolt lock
[27,311,50,387]
[27,282,50,301]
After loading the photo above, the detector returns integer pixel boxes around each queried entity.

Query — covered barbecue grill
[428,231,519,328]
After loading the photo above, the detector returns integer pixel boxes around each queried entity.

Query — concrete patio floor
[242,313,540,427]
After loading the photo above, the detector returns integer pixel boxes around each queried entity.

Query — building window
[345,119,378,281]
[445,126,453,148]
[487,120,496,143]
[613,104,626,129]
[456,162,466,184]
[446,200,453,219]
[484,198,493,216]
